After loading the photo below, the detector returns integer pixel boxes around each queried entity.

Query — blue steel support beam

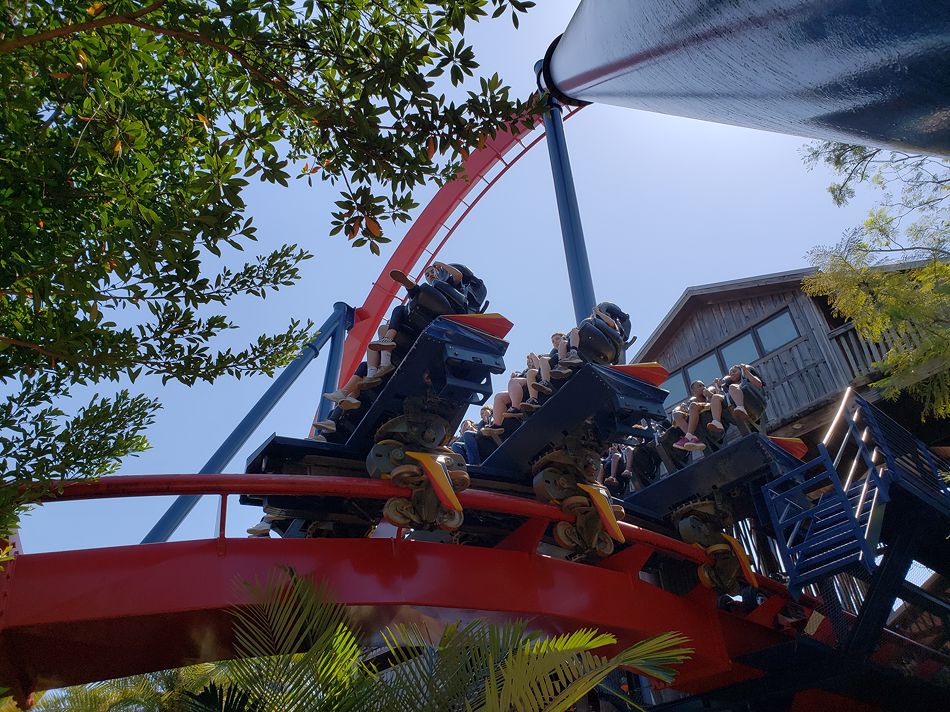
[536,71,597,324]
[845,518,923,655]
[316,302,350,421]
[141,302,354,543]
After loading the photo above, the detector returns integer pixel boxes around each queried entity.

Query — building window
[756,310,799,353]
[661,371,688,407]
[686,352,722,387]
[720,332,760,368]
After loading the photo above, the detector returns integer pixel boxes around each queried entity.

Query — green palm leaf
[224,568,377,712]
[465,628,691,712]
[182,682,259,712]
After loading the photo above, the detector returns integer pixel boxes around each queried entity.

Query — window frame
[719,331,762,371]
[660,369,689,409]
[753,309,800,354]
[659,306,801,414]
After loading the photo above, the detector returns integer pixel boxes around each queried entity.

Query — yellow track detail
[721,533,758,586]
[406,451,463,512]
[577,483,625,543]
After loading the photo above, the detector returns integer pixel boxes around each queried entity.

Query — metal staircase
[762,389,949,599]
[763,445,877,597]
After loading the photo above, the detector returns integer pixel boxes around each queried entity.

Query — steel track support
[141,302,354,543]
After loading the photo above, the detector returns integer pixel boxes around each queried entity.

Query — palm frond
[381,620,529,712]
[472,630,691,712]
[541,632,693,712]
[225,568,377,712]
[182,682,259,712]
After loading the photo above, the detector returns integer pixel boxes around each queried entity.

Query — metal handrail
[37,473,711,565]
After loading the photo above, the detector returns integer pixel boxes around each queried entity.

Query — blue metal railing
[763,444,876,597]
[141,302,354,543]
[762,390,949,598]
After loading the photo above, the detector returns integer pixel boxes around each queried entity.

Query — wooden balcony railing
[828,323,921,383]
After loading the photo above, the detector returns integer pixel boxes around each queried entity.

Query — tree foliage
[0,0,542,541]
[803,142,950,419]
[20,571,691,712]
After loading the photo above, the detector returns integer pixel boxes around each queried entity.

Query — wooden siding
[755,336,840,427]
[653,291,794,370]
[646,287,851,429]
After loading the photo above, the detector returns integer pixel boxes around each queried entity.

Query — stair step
[798,528,863,559]
[805,521,859,544]
[793,551,865,584]
[814,510,848,527]
[797,541,866,572]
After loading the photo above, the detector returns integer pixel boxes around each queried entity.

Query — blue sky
[18,2,879,552]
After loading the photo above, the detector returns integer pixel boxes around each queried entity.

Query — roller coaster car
[390,264,488,360]
[575,302,632,366]
[624,433,806,595]
[242,313,510,535]
[469,363,669,558]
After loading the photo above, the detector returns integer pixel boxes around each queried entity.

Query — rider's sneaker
[368,336,396,352]
[310,418,337,433]
[707,419,724,433]
[560,349,582,366]
[550,365,572,379]
[673,434,706,452]
[534,380,553,396]
[324,389,361,410]
[247,516,273,537]
[521,398,541,413]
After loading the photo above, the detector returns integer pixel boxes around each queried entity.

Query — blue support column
[141,302,354,543]
[539,89,597,324]
[316,302,351,421]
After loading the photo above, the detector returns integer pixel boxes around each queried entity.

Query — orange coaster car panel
[609,362,669,386]
[769,436,808,460]
[443,313,514,340]
[407,451,463,512]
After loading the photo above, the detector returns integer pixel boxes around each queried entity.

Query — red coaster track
[0,474,801,706]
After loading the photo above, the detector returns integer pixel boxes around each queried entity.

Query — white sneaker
[368,337,396,352]
[707,419,724,433]
[311,418,336,433]
[324,390,361,410]
[733,406,749,420]
[247,517,272,536]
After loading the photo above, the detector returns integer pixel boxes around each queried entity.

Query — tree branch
[0,336,68,362]
[0,2,304,109]
[123,19,307,108]
[0,1,166,54]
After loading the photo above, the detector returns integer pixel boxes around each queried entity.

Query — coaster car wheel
[561,495,589,517]
[594,530,615,558]
[441,449,467,470]
[553,521,582,550]
[366,439,407,479]
[438,509,464,531]
[698,564,717,590]
[390,463,425,488]
[448,469,470,491]
[533,468,575,502]
[383,497,417,528]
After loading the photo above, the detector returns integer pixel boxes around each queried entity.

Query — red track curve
[0,474,794,704]
[338,108,582,385]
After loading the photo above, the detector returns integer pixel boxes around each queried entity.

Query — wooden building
[632,267,946,452]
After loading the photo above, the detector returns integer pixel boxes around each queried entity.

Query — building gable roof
[633,266,813,362]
